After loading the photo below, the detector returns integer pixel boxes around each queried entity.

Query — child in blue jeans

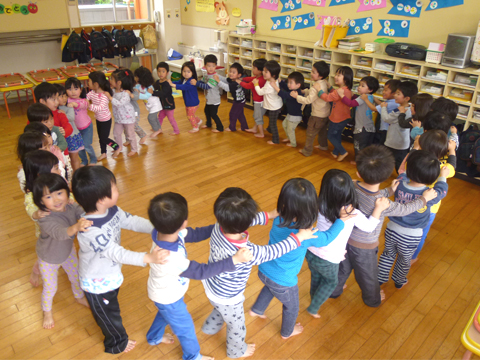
[146,192,252,360]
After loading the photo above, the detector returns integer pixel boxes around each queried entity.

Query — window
[78,0,151,24]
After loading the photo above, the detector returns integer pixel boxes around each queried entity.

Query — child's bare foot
[225,128,232,132]
[249,309,267,319]
[410,258,418,265]
[281,138,290,143]
[314,145,320,149]
[380,289,385,301]
[281,323,304,339]
[200,125,208,129]
[76,296,90,308]
[43,311,54,329]
[124,340,136,353]
[139,136,148,145]
[97,153,107,161]
[150,130,163,138]
[127,151,137,157]
[267,141,277,145]
[286,143,295,147]
[343,284,347,290]
[254,133,264,138]
[123,141,130,146]
[201,356,214,360]
[350,161,356,165]
[308,311,321,318]
[170,132,179,136]
[245,128,257,133]
[188,127,200,133]
[242,344,256,358]
[29,270,40,287]
[337,152,349,162]
[161,333,175,344]
[298,149,308,157]
[331,152,338,159]
[212,129,221,133]
[112,148,122,158]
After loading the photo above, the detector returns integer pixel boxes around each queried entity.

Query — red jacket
[240,76,266,103]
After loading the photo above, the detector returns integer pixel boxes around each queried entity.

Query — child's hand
[190,79,197,86]
[337,88,345,97]
[413,135,421,150]
[360,93,369,102]
[145,246,170,264]
[313,82,322,92]
[148,87,154,94]
[58,109,66,115]
[440,165,450,178]
[67,102,77,108]
[290,91,298,99]
[76,218,93,232]
[232,248,253,264]
[296,228,318,242]
[390,179,400,193]
[450,125,457,134]
[267,209,279,220]
[252,78,259,86]
[422,188,438,202]
[398,105,406,113]
[236,79,242,84]
[410,119,421,128]
[32,209,50,220]
[213,75,220,82]
[381,101,388,108]
[374,197,390,212]
[448,139,456,154]
[59,127,65,136]
[339,205,357,221]
[105,92,112,101]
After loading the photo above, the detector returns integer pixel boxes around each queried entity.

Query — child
[201,187,317,358]
[291,61,330,156]
[250,178,351,339]
[381,81,418,172]
[397,93,434,141]
[253,60,283,145]
[241,58,267,137]
[337,76,379,162]
[122,67,148,146]
[152,62,180,135]
[372,79,401,145]
[87,71,121,160]
[169,62,202,133]
[431,97,460,147]
[133,67,163,138]
[195,54,225,132]
[146,192,253,360]
[71,166,169,354]
[378,150,449,289]
[316,66,354,162]
[32,173,91,328]
[329,145,437,307]
[55,84,85,171]
[34,82,73,157]
[306,169,390,317]
[65,77,97,166]
[105,69,138,157]
[217,62,248,132]
[270,72,304,147]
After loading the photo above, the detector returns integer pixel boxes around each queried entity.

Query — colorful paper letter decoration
[388,0,422,17]
[346,17,373,35]
[271,14,291,30]
[426,0,463,10]
[293,12,316,30]
[315,15,341,29]
[357,0,386,12]
[281,0,302,12]
[259,0,279,11]
[377,19,410,37]
[303,0,326,6]
[329,0,355,6]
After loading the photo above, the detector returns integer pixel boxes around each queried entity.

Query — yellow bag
[140,25,157,49]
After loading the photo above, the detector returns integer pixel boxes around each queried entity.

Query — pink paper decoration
[315,15,339,29]
[259,0,279,11]
[303,0,326,6]
[357,0,386,12]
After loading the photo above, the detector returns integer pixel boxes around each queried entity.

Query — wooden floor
[1,92,480,360]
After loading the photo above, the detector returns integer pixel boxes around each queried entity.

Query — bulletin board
[180,0,479,47]
[0,0,70,33]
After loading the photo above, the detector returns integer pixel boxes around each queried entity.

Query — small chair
[461,299,480,359]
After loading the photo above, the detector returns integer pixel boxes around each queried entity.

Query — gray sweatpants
[202,300,247,358]
[253,102,267,125]
[147,111,161,131]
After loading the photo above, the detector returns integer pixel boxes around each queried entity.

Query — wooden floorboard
[1,91,479,359]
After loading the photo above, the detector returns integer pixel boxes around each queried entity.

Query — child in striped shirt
[201,187,316,358]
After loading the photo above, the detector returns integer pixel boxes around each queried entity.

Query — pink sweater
[68,98,91,130]
[87,91,111,122]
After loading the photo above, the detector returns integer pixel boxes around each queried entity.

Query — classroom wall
[181,0,479,47]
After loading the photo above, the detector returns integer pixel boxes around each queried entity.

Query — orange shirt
[320,86,352,123]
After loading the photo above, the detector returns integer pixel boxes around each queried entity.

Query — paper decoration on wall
[259,0,279,11]
[232,8,241,17]
[303,0,326,6]
[346,17,373,35]
[357,0,386,12]
[377,19,410,37]
[388,0,422,17]
[281,0,302,12]
[316,15,341,28]
[271,14,291,30]
[196,0,214,12]
[215,1,229,25]
[293,12,316,30]
[426,0,463,10]
[0,2,37,14]
[329,0,355,6]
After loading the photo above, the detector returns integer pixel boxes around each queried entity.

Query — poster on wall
[356,0,386,12]
[293,12,316,30]
[281,0,302,12]
[196,0,215,12]
[303,0,326,6]
[271,14,291,30]
[377,19,410,37]
[346,17,373,35]
[259,0,279,11]
[329,0,355,6]
[425,0,463,10]
[388,0,422,17]
[315,15,341,29]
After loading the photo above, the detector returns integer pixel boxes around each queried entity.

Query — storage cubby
[420,66,448,83]
[282,44,296,55]
[332,52,351,66]
[267,42,281,53]
[446,86,474,104]
[281,55,296,68]
[354,68,371,82]
[267,53,281,62]
[373,59,396,73]
[448,71,478,89]
[419,82,444,97]
[297,46,314,59]
[397,63,421,78]
[352,55,372,69]
[254,40,267,50]
[297,58,313,71]
[314,49,332,62]
[253,49,266,60]
[241,48,253,58]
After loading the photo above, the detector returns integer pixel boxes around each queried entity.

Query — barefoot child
[72,166,169,354]
[241,58,267,137]
[201,187,317,358]
[32,173,91,328]
[146,192,253,360]
[152,62,180,135]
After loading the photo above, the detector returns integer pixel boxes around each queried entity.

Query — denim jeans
[412,212,436,260]
[250,271,299,337]
[147,297,201,360]
[78,123,97,165]
[327,118,350,156]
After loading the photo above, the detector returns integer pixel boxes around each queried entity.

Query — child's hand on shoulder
[374,197,390,212]
[67,102,77,108]
[413,135,421,150]
[398,105,406,113]
[339,205,357,222]
[148,87,154,94]
[448,139,456,154]
[267,209,279,220]
[145,246,170,264]
[190,79,197,86]
[410,119,421,128]
[213,75,220,82]
[76,218,93,233]
[290,91,298,99]
[381,101,388,108]
[337,88,345,98]
[232,248,253,264]
[58,127,65,136]
[360,93,370,102]
[252,78,259,86]
[313,82,322,92]
[33,209,50,220]
[58,109,66,115]
[390,179,400,192]
[296,227,318,242]
[422,188,438,202]
[440,166,450,178]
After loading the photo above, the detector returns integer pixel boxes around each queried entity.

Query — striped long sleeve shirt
[86,91,111,122]
[202,212,301,305]
[348,181,426,249]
